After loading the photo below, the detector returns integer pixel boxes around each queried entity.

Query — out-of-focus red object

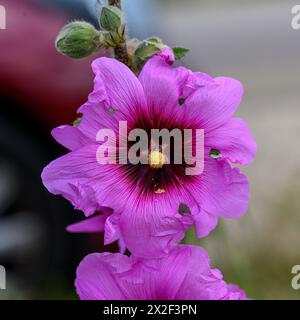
[0,0,95,128]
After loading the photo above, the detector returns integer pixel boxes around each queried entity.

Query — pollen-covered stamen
[148,151,165,169]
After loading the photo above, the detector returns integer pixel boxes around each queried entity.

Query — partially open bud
[133,37,167,72]
[55,21,102,59]
[99,5,124,32]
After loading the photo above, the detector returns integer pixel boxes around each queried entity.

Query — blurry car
[0,0,100,298]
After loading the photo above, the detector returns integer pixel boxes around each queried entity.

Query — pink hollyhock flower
[75,245,248,300]
[42,48,256,258]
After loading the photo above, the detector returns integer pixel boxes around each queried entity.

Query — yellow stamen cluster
[148,151,165,169]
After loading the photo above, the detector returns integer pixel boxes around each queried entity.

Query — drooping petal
[206,118,257,165]
[66,208,112,233]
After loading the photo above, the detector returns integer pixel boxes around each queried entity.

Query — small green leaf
[210,148,221,159]
[133,41,163,71]
[73,117,82,126]
[173,47,190,60]
[108,106,116,113]
[178,98,185,106]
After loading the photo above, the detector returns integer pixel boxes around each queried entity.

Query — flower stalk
[108,0,129,65]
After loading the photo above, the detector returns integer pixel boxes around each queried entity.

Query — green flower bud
[55,21,102,59]
[133,38,167,71]
[99,5,124,32]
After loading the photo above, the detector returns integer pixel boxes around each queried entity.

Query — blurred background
[0,0,299,299]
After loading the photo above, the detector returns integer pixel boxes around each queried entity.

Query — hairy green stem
[108,0,129,66]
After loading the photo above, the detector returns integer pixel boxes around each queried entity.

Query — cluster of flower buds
[55,5,125,59]
[55,3,189,72]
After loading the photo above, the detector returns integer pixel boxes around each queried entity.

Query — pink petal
[152,245,191,299]
[104,212,122,245]
[66,208,112,233]
[119,202,194,259]
[79,57,147,120]
[51,58,147,149]
[175,246,228,300]
[75,245,248,300]
[186,76,244,132]
[206,118,257,165]
[157,47,175,64]
[138,48,183,120]
[189,157,249,230]
[223,284,249,300]
[193,209,218,238]
[75,252,131,300]
[41,144,129,216]
[51,125,91,151]
[56,57,148,146]
[118,246,190,300]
